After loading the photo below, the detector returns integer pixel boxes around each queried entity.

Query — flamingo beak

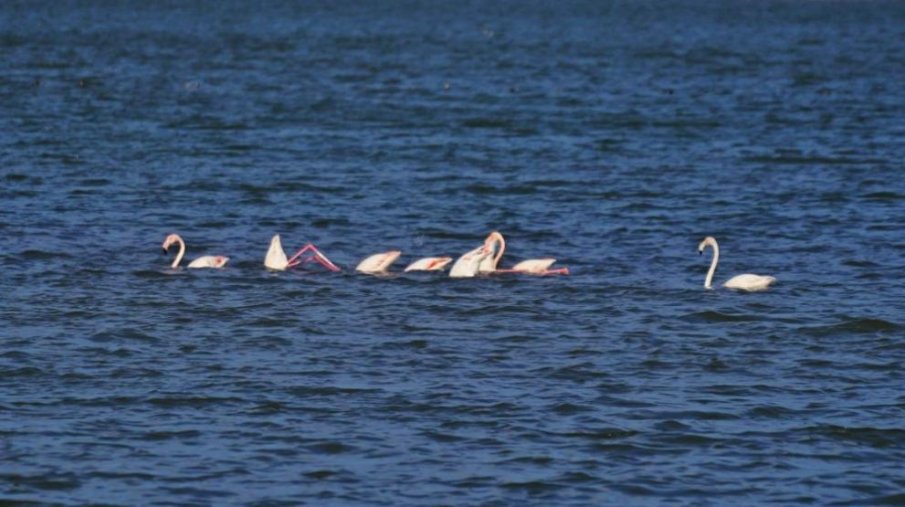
[162,247,169,255]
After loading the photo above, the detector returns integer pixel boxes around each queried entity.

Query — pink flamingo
[448,242,495,278]
[264,234,341,272]
[356,250,401,274]
[162,233,229,269]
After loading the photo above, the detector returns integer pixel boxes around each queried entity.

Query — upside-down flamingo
[356,251,453,274]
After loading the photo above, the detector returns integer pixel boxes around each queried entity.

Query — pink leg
[306,245,340,272]
[287,243,316,266]
[286,243,341,272]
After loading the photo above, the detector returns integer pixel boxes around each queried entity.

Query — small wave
[378,338,429,350]
[860,493,905,505]
[500,479,564,493]
[862,191,904,201]
[461,117,513,129]
[3,173,29,182]
[549,403,593,415]
[498,455,554,466]
[303,469,342,480]
[553,428,639,440]
[742,154,883,165]
[143,430,202,441]
[421,430,466,443]
[306,441,355,455]
[557,471,598,484]
[449,475,495,488]
[463,183,538,195]
[0,366,43,378]
[799,425,905,448]
[531,362,608,382]
[0,350,30,360]
[800,318,901,337]
[0,472,80,491]
[745,405,802,419]
[147,396,244,408]
[87,471,156,481]
[680,311,759,323]
[78,178,111,187]
[21,249,71,261]
[284,386,379,397]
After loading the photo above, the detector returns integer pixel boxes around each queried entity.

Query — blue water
[2,1,905,505]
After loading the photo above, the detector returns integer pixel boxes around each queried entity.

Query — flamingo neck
[171,236,186,269]
[493,233,505,269]
[482,231,505,270]
[704,241,719,289]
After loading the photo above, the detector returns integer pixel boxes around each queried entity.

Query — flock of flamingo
[161,231,777,291]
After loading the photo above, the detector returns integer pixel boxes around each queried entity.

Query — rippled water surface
[2,1,905,505]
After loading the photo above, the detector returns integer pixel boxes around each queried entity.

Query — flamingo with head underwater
[161,233,229,269]
[355,250,453,275]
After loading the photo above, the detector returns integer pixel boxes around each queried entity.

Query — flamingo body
[449,245,493,278]
[187,255,229,269]
[724,273,776,291]
[404,256,453,272]
[356,251,401,274]
[511,258,558,274]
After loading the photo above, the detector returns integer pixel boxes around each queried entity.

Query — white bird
[162,233,228,269]
[449,243,495,278]
[698,236,776,291]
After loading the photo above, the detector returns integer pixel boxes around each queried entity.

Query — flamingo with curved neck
[698,236,775,291]
[162,233,228,269]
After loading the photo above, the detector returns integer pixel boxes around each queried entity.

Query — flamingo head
[162,233,181,254]
[483,231,504,252]
[478,231,505,272]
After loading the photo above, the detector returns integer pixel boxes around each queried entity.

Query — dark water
[2,1,905,504]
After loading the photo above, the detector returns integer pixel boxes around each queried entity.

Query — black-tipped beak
[698,250,703,255]
[162,248,168,255]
